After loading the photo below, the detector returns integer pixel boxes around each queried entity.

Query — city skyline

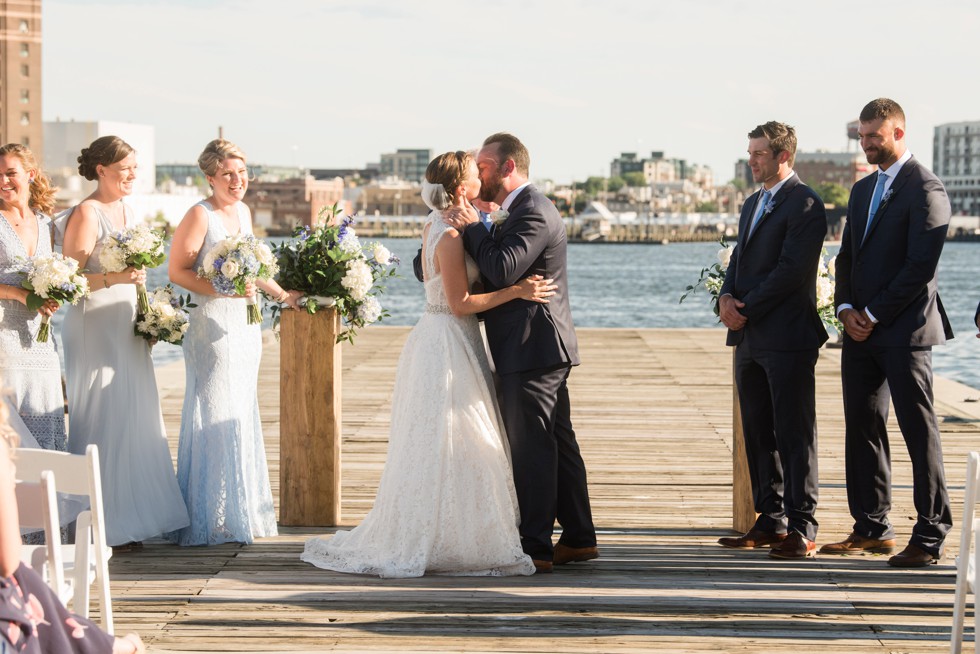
[43,0,980,184]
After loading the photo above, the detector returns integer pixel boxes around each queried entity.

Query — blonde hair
[198,139,247,177]
[425,151,473,205]
[0,143,58,215]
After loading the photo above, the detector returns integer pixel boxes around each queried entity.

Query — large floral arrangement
[20,252,90,342]
[134,285,195,346]
[681,241,842,334]
[269,204,399,343]
[98,224,167,315]
[198,235,278,324]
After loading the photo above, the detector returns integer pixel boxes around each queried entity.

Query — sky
[42,0,980,185]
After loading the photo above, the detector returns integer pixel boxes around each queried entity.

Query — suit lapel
[860,156,916,248]
[742,175,799,249]
[495,185,534,240]
[737,189,761,250]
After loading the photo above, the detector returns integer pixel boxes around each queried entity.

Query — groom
[446,133,597,573]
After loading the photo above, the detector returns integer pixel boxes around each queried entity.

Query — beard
[864,144,894,166]
[479,173,503,203]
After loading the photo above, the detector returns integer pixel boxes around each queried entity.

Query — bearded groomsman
[717,121,828,559]
[821,98,954,567]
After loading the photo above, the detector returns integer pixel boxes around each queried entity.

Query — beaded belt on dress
[425,303,453,315]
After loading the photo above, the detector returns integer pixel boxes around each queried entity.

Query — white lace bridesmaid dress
[301,215,534,578]
[61,205,189,546]
[167,200,277,546]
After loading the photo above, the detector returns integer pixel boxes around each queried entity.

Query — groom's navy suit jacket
[720,175,828,350]
[834,156,953,346]
[461,185,579,375]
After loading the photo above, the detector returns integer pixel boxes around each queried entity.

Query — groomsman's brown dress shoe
[887,544,939,568]
[553,543,599,565]
[818,532,897,555]
[717,528,787,549]
[768,532,816,559]
[532,559,553,574]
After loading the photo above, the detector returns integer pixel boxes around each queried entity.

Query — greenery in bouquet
[817,249,843,336]
[197,234,278,324]
[99,223,168,315]
[679,239,733,317]
[20,252,90,342]
[269,203,399,343]
[134,284,196,346]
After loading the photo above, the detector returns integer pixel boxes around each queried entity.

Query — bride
[301,150,553,577]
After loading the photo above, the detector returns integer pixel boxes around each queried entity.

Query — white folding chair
[16,469,66,596]
[14,444,113,633]
[952,451,980,654]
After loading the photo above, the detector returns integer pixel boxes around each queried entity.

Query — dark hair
[76,136,134,181]
[0,143,58,215]
[482,132,530,176]
[747,121,797,167]
[425,151,473,204]
[859,98,905,126]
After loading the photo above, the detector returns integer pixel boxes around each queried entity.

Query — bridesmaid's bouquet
[269,204,399,343]
[20,252,90,342]
[134,285,195,346]
[98,224,168,316]
[198,235,278,324]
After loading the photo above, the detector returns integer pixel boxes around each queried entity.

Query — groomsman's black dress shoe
[887,544,939,568]
[718,528,787,549]
[532,559,553,574]
[768,532,816,559]
[553,543,599,565]
[818,532,896,555]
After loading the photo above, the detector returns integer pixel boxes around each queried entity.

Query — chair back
[15,470,67,597]
[951,451,980,654]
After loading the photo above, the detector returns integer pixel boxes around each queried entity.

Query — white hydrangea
[816,275,834,310]
[357,296,382,324]
[338,229,361,254]
[341,258,373,301]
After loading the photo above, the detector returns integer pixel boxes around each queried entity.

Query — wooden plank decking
[110,327,980,653]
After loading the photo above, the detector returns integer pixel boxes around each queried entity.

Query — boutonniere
[880,188,894,205]
[763,198,776,215]
[489,209,509,226]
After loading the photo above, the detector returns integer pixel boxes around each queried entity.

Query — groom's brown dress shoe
[717,528,787,549]
[887,544,939,568]
[818,532,896,555]
[553,543,599,565]
[532,559,553,574]
[768,532,816,560]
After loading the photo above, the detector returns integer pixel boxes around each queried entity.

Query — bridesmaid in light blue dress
[60,136,189,548]
[166,139,300,546]
[0,144,65,452]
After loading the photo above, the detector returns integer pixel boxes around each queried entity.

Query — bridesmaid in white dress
[60,136,189,549]
[0,144,65,452]
[167,139,300,546]
[301,151,551,577]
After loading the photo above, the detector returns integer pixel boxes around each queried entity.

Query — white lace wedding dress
[301,214,534,578]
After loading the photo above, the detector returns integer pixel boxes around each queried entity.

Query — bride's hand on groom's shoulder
[516,275,556,304]
[443,205,478,231]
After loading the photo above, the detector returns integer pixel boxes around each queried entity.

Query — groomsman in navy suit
[717,121,828,559]
[821,98,953,567]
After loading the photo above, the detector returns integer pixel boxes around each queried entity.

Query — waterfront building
[934,121,980,216]
[610,151,712,189]
[0,0,42,150]
[379,148,430,183]
[793,150,873,191]
[246,176,345,234]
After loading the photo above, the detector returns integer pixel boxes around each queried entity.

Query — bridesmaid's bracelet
[276,290,288,303]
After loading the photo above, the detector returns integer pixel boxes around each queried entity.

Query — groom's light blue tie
[862,171,888,244]
[747,189,771,239]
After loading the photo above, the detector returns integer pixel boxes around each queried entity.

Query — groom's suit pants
[497,364,596,560]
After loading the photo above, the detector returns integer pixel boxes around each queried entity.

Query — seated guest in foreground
[0,389,146,653]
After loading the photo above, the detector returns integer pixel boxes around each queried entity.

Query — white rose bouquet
[197,234,278,324]
[269,204,399,343]
[135,285,195,346]
[817,249,842,335]
[98,224,167,316]
[19,252,90,342]
[680,239,734,317]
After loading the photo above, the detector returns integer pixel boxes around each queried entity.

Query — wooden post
[279,308,342,526]
[732,353,756,533]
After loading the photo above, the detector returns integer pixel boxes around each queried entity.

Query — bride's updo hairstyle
[198,139,247,177]
[76,136,134,181]
[425,150,472,205]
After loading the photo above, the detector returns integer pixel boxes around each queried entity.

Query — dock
[109,327,980,653]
